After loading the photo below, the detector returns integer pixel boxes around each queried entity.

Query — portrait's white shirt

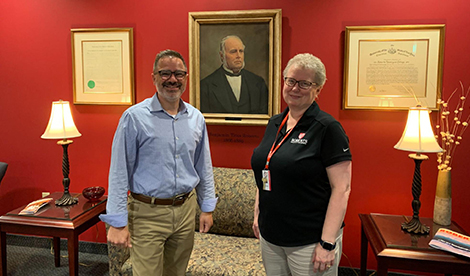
[226,75,242,101]
[223,64,245,102]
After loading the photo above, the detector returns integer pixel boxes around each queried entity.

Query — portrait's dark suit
[200,66,268,114]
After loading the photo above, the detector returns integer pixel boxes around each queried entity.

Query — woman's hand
[312,244,335,272]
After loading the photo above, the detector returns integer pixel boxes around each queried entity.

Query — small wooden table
[0,192,106,276]
[359,213,470,276]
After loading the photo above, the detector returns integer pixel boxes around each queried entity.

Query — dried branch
[436,82,470,171]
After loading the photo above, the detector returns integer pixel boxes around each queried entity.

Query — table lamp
[41,100,81,206]
[394,105,443,235]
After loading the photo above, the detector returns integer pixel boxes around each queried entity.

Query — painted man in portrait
[200,35,268,114]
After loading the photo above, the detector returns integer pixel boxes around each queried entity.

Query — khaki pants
[128,191,197,276]
[260,228,343,276]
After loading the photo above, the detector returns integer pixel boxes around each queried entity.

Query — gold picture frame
[343,24,445,110]
[189,9,282,125]
[72,28,134,105]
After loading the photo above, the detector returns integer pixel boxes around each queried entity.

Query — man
[99,49,217,276]
[200,35,269,114]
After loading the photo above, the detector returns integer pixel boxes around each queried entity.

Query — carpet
[5,234,109,276]
[4,234,412,276]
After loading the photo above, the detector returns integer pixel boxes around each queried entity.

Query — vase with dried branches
[433,83,470,225]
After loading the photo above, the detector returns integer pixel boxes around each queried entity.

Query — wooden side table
[359,213,470,276]
[0,192,107,276]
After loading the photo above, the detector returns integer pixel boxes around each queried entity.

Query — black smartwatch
[320,239,336,251]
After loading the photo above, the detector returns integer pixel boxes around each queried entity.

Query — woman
[251,53,352,276]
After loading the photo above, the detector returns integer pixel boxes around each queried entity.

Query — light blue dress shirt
[100,94,217,228]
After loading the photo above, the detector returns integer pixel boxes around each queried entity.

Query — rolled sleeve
[99,213,128,228]
[198,197,218,213]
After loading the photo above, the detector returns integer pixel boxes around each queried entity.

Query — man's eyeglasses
[284,77,317,90]
[157,70,187,80]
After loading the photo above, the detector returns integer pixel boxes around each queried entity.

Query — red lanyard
[265,112,296,169]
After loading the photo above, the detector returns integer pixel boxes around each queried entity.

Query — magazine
[429,228,470,259]
[19,198,53,215]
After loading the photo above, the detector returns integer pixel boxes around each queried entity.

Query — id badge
[262,169,271,191]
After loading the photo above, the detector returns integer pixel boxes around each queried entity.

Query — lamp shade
[394,106,442,153]
[41,100,81,139]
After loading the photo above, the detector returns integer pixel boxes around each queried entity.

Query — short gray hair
[283,53,327,86]
[153,49,187,73]
[219,35,245,56]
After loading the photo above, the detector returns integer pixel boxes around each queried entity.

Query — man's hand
[199,212,213,233]
[107,226,132,248]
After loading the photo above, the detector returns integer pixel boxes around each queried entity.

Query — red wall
[1,0,470,272]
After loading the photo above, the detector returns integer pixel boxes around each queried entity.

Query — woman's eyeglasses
[284,77,317,90]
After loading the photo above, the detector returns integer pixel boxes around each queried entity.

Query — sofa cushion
[107,232,265,276]
[187,232,264,275]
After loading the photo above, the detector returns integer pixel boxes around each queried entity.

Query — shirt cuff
[198,197,218,213]
[99,213,128,228]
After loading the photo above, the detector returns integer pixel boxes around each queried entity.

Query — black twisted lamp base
[56,140,78,206]
[401,153,430,235]
[56,190,78,206]
[402,216,430,235]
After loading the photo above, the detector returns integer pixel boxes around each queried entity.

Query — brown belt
[130,192,191,206]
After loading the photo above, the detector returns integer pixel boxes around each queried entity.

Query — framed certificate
[72,28,134,105]
[343,24,445,110]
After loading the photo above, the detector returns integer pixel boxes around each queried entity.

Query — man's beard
[157,81,185,102]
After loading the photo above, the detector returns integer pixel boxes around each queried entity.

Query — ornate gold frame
[189,9,282,125]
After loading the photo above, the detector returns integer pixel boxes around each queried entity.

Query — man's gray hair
[219,35,245,55]
[283,53,327,86]
[153,49,187,73]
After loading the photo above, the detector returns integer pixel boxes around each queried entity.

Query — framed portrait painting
[189,9,282,125]
[71,28,135,105]
[343,24,445,110]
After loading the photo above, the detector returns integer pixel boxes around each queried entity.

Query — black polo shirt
[251,102,352,246]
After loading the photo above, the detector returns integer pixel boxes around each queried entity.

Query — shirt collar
[222,65,244,76]
[275,102,321,128]
[149,93,188,115]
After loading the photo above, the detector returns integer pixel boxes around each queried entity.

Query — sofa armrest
[105,223,132,276]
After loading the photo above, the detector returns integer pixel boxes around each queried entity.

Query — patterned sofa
[107,167,265,276]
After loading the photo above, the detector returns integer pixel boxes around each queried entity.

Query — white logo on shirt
[291,138,308,145]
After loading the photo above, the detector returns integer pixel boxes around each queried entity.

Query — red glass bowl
[82,186,105,201]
